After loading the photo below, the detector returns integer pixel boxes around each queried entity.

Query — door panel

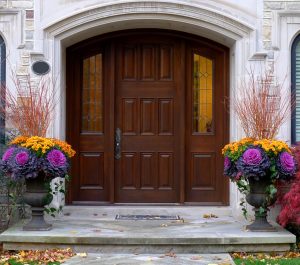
[115,37,183,203]
[185,44,229,204]
[67,46,114,204]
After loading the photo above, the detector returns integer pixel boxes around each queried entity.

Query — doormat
[115,214,181,220]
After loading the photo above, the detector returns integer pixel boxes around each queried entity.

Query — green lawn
[234,258,300,265]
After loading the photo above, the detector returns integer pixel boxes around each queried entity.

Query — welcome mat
[115,214,181,220]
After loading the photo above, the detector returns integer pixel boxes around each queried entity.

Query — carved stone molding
[272,10,300,50]
[0,9,25,49]
[43,1,255,41]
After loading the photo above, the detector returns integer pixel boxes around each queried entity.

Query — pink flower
[15,151,29,166]
[2,147,15,161]
[47,149,66,167]
[224,157,231,170]
[279,152,295,172]
[242,148,262,165]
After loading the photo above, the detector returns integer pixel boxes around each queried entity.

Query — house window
[292,35,300,144]
[0,36,5,143]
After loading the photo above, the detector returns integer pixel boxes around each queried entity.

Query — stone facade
[0,0,299,215]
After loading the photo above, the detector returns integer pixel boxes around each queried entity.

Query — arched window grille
[291,35,300,144]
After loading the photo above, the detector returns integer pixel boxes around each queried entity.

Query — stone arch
[43,1,255,47]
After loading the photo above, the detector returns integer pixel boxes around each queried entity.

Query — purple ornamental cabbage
[236,146,271,179]
[8,147,40,180]
[42,149,69,178]
[276,151,296,180]
[224,156,238,178]
[0,147,16,174]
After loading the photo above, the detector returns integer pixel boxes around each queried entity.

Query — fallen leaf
[164,252,177,258]
[190,256,202,260]
[203,213,218,218]
[77,253,87,258]
[160,223,168,227]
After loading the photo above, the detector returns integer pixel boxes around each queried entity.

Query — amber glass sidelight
[193,53,213,133]
[82,53,103,133]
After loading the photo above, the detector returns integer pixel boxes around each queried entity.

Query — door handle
[115,128,122,159]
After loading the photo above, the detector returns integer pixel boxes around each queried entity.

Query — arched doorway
[66,30,229,205]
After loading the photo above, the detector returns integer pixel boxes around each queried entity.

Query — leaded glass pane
[193,54,213,133]
[82,53,103,133]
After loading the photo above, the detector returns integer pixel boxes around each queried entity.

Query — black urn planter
[246,178,276,232]
[23,173,52,231]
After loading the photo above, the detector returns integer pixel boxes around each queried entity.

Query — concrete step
[63,253,235,265]
[0,210,295,253]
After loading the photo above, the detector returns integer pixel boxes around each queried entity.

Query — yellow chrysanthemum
[253,139,291,154]
[10,136,29,145]
[222,137,254,155]
[20,136,55,154]
[10,136,76,158]
[52,138,76,158]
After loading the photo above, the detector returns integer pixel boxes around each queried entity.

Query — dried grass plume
[0,71,58,137]
[234,67,292,139]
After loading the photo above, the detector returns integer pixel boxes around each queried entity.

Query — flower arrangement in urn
[223,66,296,231]
[0,72,76,230]
[0,136,75,230]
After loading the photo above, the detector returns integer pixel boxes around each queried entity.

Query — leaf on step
[76,253,87,258]
[190,256,202,260]
[203,213,218,218]
[164,252,177,258]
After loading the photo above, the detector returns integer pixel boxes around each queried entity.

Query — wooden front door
[114,36,184,202]
[66,30,229,205]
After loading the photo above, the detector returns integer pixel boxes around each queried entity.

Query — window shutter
[295,43,300,142]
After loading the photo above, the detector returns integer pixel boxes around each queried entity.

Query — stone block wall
[0,0,34,75]
[263,1,300,50]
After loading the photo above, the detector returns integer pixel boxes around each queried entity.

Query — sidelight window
[192,53,213,133]
[82,53,103,133]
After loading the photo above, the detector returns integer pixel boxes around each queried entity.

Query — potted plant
[223,138,296,231]
[223,67,296,231]
[0,136,75,230]
[0,72,76,230]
